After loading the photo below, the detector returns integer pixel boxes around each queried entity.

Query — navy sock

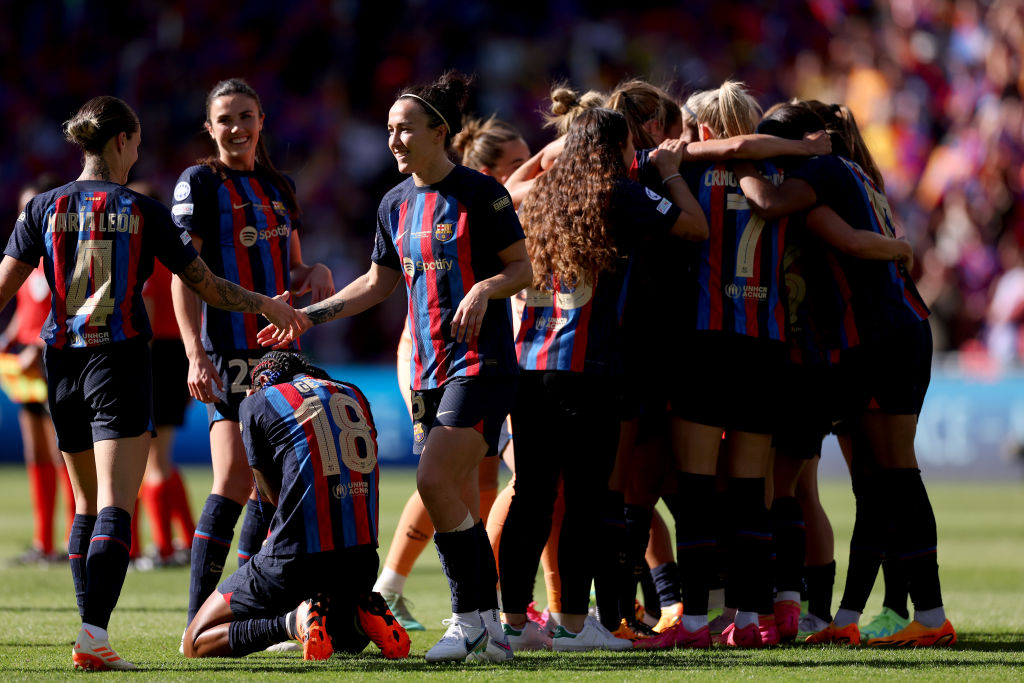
[881,558,909,619]
[594,490,626,630]
[238,499,275,566]
[82,506,132,629]
[474,521,499,612]
[805,561,836,623]
[728,477,773,616]
[434,526,481,614]
[882,468,943,612]
[68,514,96,618]
[839,471,885,614]
[228,615,290,656]
[619,504,652,624]
[189,494,243,624]
[770,496,806,594]
[674,472,717,616]
[640,566,661,618]
[651,561,681,608]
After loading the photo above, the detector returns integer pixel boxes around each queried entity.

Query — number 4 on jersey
[66,240,115,327]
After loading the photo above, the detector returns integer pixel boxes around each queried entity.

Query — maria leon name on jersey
[47,210,140,234]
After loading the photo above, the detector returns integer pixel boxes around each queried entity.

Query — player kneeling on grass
[182,351,410,660]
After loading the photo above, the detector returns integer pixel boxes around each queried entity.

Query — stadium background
[1,0,1023,478]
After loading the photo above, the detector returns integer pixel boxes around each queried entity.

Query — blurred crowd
[2,0,1022,366]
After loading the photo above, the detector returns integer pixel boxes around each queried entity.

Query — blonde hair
[607,79,681,149]
[451,115,523,172]
[63,96,139,154]
[685,80,761,139]
[543,83,606,136]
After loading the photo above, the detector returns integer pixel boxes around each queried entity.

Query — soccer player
[170,78,335,629]
[372,115,530,631]
[502,107,707,653]
[183,351,409,660]
[258,71,533,663]
[737,102,956,648]
[0,95,303,671]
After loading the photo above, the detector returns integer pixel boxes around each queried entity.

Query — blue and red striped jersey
[790,155,929,347]
[171,164,298,352]
[239,373,379,556]
[517,178,681,373]
[5,180,198,349]
[372,165,524,390]
[689,161,790,341]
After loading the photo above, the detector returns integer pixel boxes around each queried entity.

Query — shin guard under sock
[651,561,681,608]
[594,490,626,631]
[839,472,885,614]
[770,496,806,594]
[434,526,482,614]
[674,472,717,616]
[881,558,909,619]
[238,499,275,566]
[804,560,836,623]
[882,468,943,612]
[474,522,500,612]
[621,504,653,622]
[68,514,97,618]
[728,477,773,616]
[228,616,291,656]
[83,507,132,629]
[189,494,242,624]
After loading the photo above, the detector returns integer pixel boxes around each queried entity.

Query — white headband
[400,93,451,135]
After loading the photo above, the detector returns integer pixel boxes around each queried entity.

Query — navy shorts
[205,350,266,424]
[218,545,379,652]
[772,362,838,459]
[669,331,786,434]
[839,319,932,417]
[152,338,190,427]
[43,337,154,453]
[410,376,516,457]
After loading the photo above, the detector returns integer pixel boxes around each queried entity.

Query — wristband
[661,172,682,184]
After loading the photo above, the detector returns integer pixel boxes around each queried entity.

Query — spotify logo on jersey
[403,257,416,276]
[239,226,258,247]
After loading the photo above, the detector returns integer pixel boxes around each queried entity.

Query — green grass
[0,464,1021,679]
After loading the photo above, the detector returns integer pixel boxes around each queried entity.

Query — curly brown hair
[520,107,630,290]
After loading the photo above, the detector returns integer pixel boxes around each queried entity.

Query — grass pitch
[0,464,1021,679]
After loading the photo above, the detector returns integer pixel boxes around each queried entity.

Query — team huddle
[0,69,953,670]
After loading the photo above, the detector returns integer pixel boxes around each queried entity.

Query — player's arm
[0,256,35,314]
[681,131,831,162]
[176,255,302,334]
[257,262,402,348]
[287,231,335,303]
[733,165,818,220]
[170,235,223,404]
[652,138,708,241]
[807,205,914,269]
[450,239,532,343]
[505,137,565,208]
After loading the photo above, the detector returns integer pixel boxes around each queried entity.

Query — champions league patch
[434,222,454,242]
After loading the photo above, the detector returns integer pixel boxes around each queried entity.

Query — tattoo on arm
[305,298,345,325]
[180,258,263,313]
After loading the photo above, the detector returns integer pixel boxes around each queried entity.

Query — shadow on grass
[6,649,1021,674]
[0,605,182,613]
